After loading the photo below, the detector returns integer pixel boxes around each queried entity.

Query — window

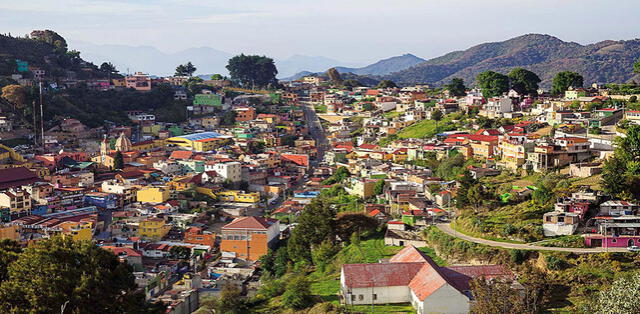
[373,294,377,301]
[351,295,356,301]
[358,295,364,301]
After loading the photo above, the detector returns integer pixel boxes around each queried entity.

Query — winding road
[436,223,628,253]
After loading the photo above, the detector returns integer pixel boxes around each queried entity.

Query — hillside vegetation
[385,34,640,86]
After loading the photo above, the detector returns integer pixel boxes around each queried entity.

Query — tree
[169,246,191,260]
[476,71,510,98]
[373,179,385,195]
[175,62,197,77]
[376,80,397,89]
[0,236,159,313]
[226,54,278,88]
[445,78,466,97]
[551,71,584,95]
[199,284,248,314]
[341,79,362,89]
[634,57,640,74]
[508,68,541,96]
[326,68,342,84]
[431,109,443,127]
[114,151,124,170]
[0,240,21,282]
[1,84,27,109]
[100,62,118,75]
[210,74,224,80]
[334,212,379,241]
[311,240,338,273]
[288,199,336,263]
[467,184,484,212]
[281,276,312,310]
[594,272,640,313]
[470,278,537,314]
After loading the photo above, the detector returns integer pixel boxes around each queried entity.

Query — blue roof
[176,132,225,141]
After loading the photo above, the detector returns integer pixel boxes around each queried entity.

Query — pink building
[125,72,151,91]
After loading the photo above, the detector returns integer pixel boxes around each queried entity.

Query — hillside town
[3,27,640,314]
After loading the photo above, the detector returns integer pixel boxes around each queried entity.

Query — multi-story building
[138,217,171,240]
[136,187,170,204]
[205,161,242,183]
[220,216,280,261]
[217,190,260,203]
[0,188,32,217]
[527,137,591,172]
[125,72,152,91]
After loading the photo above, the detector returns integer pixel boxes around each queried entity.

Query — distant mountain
[334,53,425,76]
[385,34,640,87]
[280,53,425,81]
[71,41,232,77]
[275,55,361,78]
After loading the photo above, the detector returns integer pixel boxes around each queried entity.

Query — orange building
[183,227,216,247]
[220,216,280,261]
[233,106,257,122]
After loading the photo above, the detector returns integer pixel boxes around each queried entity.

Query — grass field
[396,119,438,139]
[383,110,401,119]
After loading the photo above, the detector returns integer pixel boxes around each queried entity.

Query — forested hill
[0,31,109,80]
[385,34,640,87]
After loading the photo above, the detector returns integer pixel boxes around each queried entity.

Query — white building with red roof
[340,245,515,313]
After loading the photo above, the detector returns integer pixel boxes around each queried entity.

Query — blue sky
[0,0,638,63]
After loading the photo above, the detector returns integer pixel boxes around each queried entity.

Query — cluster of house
[0,88,322,312]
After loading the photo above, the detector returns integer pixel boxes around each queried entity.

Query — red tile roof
[389,245,429,263]
[0,167,39,190]
[222,216,278,230]
[342,262,424,288]
[170,150,193,160]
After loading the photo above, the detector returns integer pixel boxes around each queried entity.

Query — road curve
[435,223,627,253]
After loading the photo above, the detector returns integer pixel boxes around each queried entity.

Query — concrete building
[220,216,280,261]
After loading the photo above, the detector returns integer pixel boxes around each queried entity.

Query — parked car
[627,246,640,252]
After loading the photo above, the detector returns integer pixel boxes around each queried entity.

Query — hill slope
[385,34,640,86]
[334,53,425,76]
[0,34,108,80]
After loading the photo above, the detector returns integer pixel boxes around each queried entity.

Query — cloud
[183,11,269,24]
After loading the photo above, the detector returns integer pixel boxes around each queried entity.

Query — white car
[627,246,640,252]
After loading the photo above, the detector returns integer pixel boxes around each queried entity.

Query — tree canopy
[551,71,583,95]
[226,54,278,88]
[445,78,466,96]
[376,80,398,89]
[508,68,541,96]
[100,62,118,75]
[476,71,510,98]
[1,84,28,109]
[0,237,161,313]
[175,62,197,77]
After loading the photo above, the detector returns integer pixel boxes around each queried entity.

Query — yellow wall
[139,219,171,240]
[137,187,170,203]
[217,190,260,203]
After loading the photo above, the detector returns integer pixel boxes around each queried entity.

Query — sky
[1,0,639,64]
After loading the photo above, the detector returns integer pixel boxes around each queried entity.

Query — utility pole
[39,81,44,148]
[32,100,37,146]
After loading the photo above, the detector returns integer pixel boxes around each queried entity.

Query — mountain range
[71,41,361,78]
[383,34,640,87]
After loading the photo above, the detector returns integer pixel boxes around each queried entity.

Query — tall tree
[226,54,278,88]
[594,273,640,313]
[445,78,466,97]
[175,62,197,77]
[0,237,160,313]
[281,276,312,310]
[476,71,510,98]
[100,62,118,75]
[551,71,583,95]
[431,109,443,127]
[508,68,541,96]
[114,151,124,170]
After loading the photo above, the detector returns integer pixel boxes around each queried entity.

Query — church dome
[115,132,132,152]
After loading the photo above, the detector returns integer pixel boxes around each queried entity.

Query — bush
[545,255,567,270]
[510,249,528,264]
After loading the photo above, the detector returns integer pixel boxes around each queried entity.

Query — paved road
[436,223,628,253]
[301,102,330,164]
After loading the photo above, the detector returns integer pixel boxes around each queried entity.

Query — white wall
[413,284,469,314]
[346,286,412,305]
